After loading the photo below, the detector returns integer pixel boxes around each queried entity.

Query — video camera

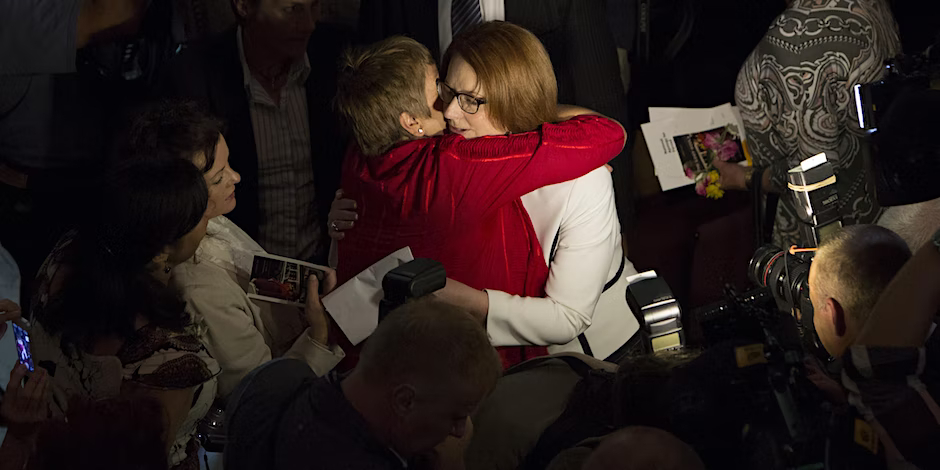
[856,38,940,207]
[854,42,940,135]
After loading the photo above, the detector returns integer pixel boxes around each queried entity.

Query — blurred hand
[328,190,358,241]
[428,417,474,470]
[304,269,338,345]
[712,160,747,191]
[0,299,22,341]
[804,358,846,404]
[1,364,50,438]
[433,279,488,324]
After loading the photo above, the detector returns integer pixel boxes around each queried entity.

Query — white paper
[648,104,745,131]
[642,103,748,191]
[322,247,415,346]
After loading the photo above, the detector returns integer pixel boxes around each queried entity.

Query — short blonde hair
[443,21,557,133]
[814,225,911,325]
[335,36,435,156]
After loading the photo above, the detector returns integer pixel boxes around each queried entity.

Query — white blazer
[485,167,641,360]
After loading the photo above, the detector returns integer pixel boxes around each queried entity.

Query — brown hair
[442,21,557,133]
[335,36,435,156]
[814,224,912,325]
[358,298,502,391]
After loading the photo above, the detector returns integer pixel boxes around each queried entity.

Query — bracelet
[743,166,757,190]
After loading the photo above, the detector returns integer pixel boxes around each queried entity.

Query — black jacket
[161,24,352,262]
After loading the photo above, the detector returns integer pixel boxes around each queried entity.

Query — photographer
[830,79,940,467]
[807,225,912,359]
[838,227,940,468]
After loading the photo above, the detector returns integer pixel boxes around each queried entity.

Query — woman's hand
[0,299,22,341]
[712,159,748,191]
[304,269,338,345]
[328,190,359,241]
[556,104,600,121]
[1,364,50,438]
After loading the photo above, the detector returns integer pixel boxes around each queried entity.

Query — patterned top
[236,27,321,261]
[30,234,220,470]
[734,0,900,247]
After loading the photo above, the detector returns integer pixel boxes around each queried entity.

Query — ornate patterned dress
[29,234,220,470]
[734,0,900,247]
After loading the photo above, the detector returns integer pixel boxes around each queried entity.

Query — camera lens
[748,245,785,289]
[748,245,812,314]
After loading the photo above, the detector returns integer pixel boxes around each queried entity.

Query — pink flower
[702,132,722,150]
[695,179,707,197]
[684,166,695,180]
[716,140,739,161]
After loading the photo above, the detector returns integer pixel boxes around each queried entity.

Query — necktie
[451,0,484,37]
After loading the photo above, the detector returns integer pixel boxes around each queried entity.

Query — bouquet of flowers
[676,124,746,199]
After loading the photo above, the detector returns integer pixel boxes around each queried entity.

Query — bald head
[583,427,704,470]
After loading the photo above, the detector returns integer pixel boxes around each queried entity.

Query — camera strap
[751,166,778,246]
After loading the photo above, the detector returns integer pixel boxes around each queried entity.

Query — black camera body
[378,258,447,321]
[693,287,832,468]
[856,40,940,207]
[854,46,940,135]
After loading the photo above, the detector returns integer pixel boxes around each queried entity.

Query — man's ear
[828,298,847,337]
[399,111,423,137]
[391,384,417,418]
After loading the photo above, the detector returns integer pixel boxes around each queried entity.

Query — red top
[336,115,625,368]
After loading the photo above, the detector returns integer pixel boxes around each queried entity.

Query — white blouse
[172,216,344,398]
[485,167,641,360]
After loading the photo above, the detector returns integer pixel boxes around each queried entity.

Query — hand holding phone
[0,363,50,437]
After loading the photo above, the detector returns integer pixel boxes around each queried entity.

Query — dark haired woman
[29,158,219,470]
[123,100,342,399]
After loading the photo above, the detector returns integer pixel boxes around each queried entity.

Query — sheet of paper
[648,104,745,131]
[642,103,748,191]
[322,247,414,346]
[640,119,692,190]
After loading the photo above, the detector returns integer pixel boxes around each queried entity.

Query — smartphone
[12,324,35,372]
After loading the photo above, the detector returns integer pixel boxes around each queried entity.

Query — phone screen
[12,324,35,372]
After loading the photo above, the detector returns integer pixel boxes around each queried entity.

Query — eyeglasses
[437,79,487,114]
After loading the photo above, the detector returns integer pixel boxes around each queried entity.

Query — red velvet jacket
[336,115,625,368]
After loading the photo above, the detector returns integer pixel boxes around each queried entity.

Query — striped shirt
[237,28,321,260]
